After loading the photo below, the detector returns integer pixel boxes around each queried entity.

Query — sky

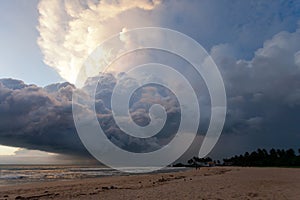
[0,0,63,162]
[0,0,62,86]
[0,0,300,164]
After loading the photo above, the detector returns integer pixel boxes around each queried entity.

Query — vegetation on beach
[176,148,300,168]
[223,148,300,167]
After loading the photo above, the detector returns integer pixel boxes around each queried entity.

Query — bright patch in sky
[0,145,19,155]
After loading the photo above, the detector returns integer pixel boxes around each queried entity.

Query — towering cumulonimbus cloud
[37,0,161,83]
[28,0,300,159]
[2,24,300,158]
[37,0,300,85]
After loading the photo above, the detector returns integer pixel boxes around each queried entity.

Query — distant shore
[0,167,300,200]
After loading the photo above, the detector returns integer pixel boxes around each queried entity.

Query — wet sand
[0,167,299,200]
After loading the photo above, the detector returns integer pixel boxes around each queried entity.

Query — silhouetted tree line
[173,148,300,168]
[223,148,300,167]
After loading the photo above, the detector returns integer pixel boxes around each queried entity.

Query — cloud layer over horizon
[0,74,184,160]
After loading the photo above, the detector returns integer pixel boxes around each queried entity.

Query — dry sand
[0,167,299,200]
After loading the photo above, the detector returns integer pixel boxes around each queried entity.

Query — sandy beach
[0,167,299,200]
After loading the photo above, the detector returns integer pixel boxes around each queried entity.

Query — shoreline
[0,167,299,199]
[0,166,188,187]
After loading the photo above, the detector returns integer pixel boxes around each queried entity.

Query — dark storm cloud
[2,25,300,159]
[0,79,87,155]
[82,73,181,153]
[1,24,300,159]
[209,27,300,157]
[0,73,181,157]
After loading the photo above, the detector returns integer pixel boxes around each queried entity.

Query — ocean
[0,165,186,186]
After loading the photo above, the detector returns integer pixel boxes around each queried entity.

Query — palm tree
[270,148,277,158]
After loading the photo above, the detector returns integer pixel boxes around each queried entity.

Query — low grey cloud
[0,74,182,159]
[0,79,86,156]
